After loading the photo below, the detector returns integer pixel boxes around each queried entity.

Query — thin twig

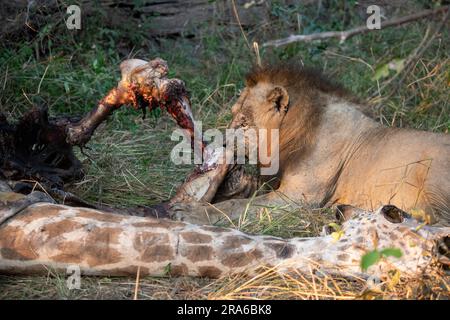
[2,65,8,91]
[253,42,261,66]
[37,64,50,94]
[231,0,252,52]
[263,6,449,48]
[133,265,141,300]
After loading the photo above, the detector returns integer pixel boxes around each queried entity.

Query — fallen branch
[263,6,449,47]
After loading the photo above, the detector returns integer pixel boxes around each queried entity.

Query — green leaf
[371,58,405,81]
[380,248,403,258]
[331,230,344,241]
[388,58,405,74]
[371,63,390,81]
[163,263,172,276]
[360,250,381,271]
[92,58,99,70]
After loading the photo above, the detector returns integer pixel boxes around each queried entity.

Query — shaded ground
[0,1,448,299]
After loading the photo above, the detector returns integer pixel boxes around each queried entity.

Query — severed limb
[64,58,276,211]
[64,58,241,212]
[66,58,200,152]
[2,58,255,216]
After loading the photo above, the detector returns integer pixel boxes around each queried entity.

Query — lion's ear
[266,86,289,112]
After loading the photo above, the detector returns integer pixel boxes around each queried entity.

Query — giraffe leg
[168,191,296,225]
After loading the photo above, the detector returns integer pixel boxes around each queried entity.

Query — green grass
[0,1,448,299]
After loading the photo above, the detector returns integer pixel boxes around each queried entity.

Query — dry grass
[205,265,450,300]
[1,267,448,300]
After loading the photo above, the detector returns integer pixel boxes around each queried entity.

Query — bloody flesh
[66,58,204,153]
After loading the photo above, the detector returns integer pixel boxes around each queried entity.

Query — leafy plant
[163,263,172,276]
[371,58,405,81]
[327,222,344,242]
[360,248,403,271]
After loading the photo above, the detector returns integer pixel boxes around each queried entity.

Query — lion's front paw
[168,201,222,225]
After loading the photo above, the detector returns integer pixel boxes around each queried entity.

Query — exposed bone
[169,146,232,204]
[64,58,236,208]
[66,58,200,151]
[0,193,448,279]
[1,59,247,218]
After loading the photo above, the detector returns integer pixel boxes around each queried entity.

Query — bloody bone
[66,58,201,152]
[169,147,231,204]
[2,58,243,213]
[66,58,234,205]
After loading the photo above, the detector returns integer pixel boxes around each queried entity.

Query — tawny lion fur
[169,62,450,226]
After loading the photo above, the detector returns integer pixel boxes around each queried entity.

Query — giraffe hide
[0,192,448,279]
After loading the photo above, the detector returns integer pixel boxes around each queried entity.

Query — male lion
[169,62,450,226]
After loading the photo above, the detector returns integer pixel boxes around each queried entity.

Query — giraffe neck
[0,202,445,279]
[0,202,329,277]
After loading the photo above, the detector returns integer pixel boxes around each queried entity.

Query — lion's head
[229,82,290,132]
[229,62,353,169]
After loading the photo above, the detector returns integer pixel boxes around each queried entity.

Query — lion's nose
[229,113,245,129]
[231,104,240,115]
